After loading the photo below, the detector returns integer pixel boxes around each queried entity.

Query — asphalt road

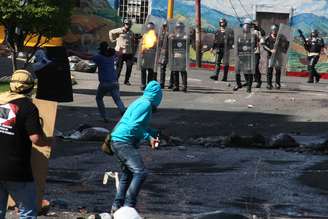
[9,68,328,219]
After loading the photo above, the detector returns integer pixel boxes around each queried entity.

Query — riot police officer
[233,18,257,93]
[109,19,135,85]
[252,20,266,88]
[210,18,234,82]
[158,21,174,89]
[304,29,325,83]
[139,22,158,90]
[263,24,282,89]
[168,21,188,92]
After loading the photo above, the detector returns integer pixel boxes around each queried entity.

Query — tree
[0,0,74,71]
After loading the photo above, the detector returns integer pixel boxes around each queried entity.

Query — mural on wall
[152,0,328,73]
[64,0,122,51]
[65,0,327,73]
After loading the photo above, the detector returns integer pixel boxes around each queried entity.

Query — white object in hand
[103,171,120,191]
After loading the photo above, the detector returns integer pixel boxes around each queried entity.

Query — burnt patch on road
[150,161,237,175]
[298,160,328,191]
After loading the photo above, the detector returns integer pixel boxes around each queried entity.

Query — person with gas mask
[210,18,234,82]
[109,19,135,86]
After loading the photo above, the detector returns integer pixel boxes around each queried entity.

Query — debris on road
[269,133,299,148]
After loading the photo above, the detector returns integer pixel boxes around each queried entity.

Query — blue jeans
[96,82,126,119]
[111,141,148,209]
[0,181,37,219]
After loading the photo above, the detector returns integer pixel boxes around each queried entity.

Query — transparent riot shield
[137,15,165,71]
[156,24,170,72]
[168,21,190,72]
[212,28,234,66]
[268,24,292,70]
[234,28,256,75]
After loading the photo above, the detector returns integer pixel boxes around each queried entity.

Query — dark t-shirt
[0,98,43,181]
[92,54,118,84]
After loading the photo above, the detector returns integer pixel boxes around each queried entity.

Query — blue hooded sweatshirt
[111,81,163,145]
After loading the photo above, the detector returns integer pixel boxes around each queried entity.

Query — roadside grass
[0,82,9,93]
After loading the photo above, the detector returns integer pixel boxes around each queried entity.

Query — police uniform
[109,21,135,85]
[304,34,325,83]
[158,25,174,89]
[210,19,234,81]
[263,34,281,89]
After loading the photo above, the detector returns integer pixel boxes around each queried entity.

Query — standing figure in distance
[109,19,135,86]
[168,21,189,92]
[210,18,234,82]
[303,29,325,83]
[139,22,159,90]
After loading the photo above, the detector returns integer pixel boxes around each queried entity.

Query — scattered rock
[74,60,97,73]
[188,136,223,147]
[223,133,266,148]
[269,133,299,148]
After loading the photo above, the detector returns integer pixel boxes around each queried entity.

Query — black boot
[266,68,273,90]
[221,66,229,81]
[233,74,243,91]
[210,74,219,81]
[275,68,281,90]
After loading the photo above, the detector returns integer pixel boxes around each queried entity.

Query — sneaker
[210,75,218,81]
[275,83,281,90]
[315,75,321,83]
[246,87,252,93]
[221,78,227,82]
[167,85,173,89]
[266,84,273,90]
[172,87,179,91]
[124,81,131,86]
[182,88,187,93]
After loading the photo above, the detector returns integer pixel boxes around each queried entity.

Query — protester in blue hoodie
[110,81,162,214]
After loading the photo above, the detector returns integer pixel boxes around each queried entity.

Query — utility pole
[195,0,202,67]
[167,0,174,19]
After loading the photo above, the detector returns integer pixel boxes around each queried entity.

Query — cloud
[201,0,328,18]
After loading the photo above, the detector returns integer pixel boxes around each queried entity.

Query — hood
[143,81,162,107]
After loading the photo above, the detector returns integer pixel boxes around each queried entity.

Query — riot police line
[110,17,325,94]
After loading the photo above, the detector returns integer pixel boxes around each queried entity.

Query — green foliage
[0,0,74,70]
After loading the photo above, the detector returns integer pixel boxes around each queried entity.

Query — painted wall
[67,0,327,73]
[151,0,328,73]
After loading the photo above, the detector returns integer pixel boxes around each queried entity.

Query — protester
[110,81,162,214]
[69,42,126,123]
[0,70,52,219]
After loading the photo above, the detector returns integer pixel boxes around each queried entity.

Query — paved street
[9,67,328,219]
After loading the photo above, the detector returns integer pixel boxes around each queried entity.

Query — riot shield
[212,28,234,66]
[137,15,165,71]
[268,24,292,69]
[168,21,190,72]
[156,24,170,69]
[234,28,256,75]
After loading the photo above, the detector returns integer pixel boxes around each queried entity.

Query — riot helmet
[146,22,155,31]
[242,18,252,33]
[123,19,132,30]
[271,24,279,36]
[219,18,227,27]
[175,21,185,32]
[311,29,319,37]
